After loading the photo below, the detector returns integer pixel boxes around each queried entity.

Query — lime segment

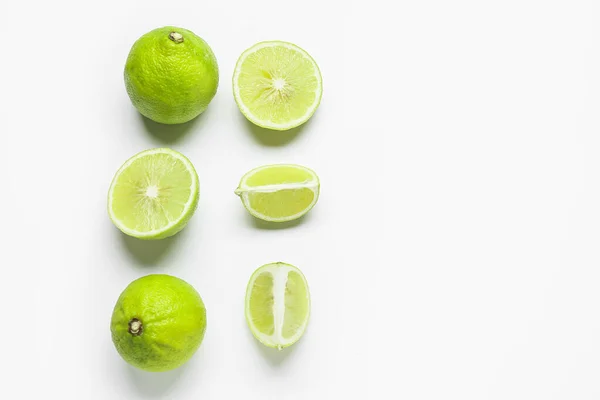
[234,164,320,222]
[108,148,199,239]
[282,270,310,339]
[245,263,310,350]
[249,272,275,336]
[233,41,322,130]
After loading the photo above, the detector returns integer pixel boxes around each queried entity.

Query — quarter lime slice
[245,262,310,350]
[234,164,320,222]
[108,148,199,239]
[232,41,323,131]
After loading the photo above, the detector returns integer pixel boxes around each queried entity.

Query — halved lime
[234,164,320,222]
[245,262,310,350]
[232,41,323,131]
[107,148,199,239]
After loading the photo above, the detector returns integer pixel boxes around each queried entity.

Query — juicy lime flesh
[109,149,198,238]
[249,190,315,220]
[245,165,314,186]
[246,263,310,348]
[248,272,275,336]
[110,274,207,372]
[108,148,199,240]
[237,164,319,222]
[125,26,219,124]
[282,271,309,339]
[236,43,320,127]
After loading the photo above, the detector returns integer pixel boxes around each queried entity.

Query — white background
[2,0,600,398]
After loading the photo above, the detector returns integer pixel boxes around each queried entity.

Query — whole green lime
[110,274,207,372]
[124,26,219,124]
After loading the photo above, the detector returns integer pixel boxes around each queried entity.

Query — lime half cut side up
[245,262,310,350]
[233,41,323,131]
[234,164,320,222]
[108,148,199,240]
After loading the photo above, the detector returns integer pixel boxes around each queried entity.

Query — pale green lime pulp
[245,166,316,220]
[244,165,314,186]
[249,272,275,336]
[249,190,315,220]
[236,44,321,127]
[236,164,320,222]
[246,263,310,349]
[282,271,309,338]
[110,151,198,238]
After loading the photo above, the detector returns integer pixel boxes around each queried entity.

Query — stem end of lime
[169,32,184,43]
[128,318,143,336]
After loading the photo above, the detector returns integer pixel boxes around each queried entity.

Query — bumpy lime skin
[124,26,219,124]
[110,274,207,372]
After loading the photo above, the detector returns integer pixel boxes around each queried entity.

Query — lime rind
[232,41,323,131]
[234,164,320,222]
[110,274,207,372]
[124,26,219,125]
[245,262,311,350]
[107,148,199,240]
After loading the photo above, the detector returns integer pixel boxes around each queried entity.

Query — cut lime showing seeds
[233,41,323,131]
[245,262,310,350]
[234,164,319,222]
[108,148,199,240]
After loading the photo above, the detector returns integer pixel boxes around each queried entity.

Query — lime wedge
[107,148,199,239]
[245,262,310,350]
[234,164,320,222]
[232,41,323,131]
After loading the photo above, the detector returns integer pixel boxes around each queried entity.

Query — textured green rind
[124,26,219,124]
[110,275,207,372]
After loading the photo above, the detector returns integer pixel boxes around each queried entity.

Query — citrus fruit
[107,148,199,240]
[110,274,207,372]
[234,164,320,222]
[232,41,322,131]
[245,262,310,350]
[124,26,219,124]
